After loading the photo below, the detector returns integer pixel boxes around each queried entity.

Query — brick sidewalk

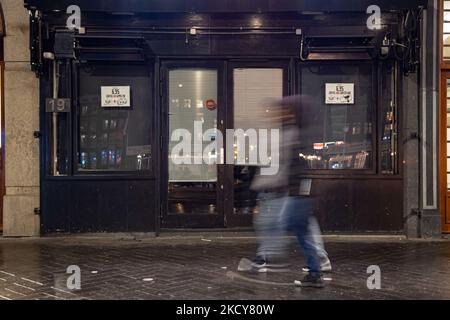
[0,235,449,300]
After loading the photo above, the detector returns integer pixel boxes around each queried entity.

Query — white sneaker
[302,260,332,273]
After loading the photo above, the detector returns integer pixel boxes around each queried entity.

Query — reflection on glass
[168,69,218,215]
[299,64,373,170]
[78,63,152,172]
[380,64,398,175]
[233,68,284,215]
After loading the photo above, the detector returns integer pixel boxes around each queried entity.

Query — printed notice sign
[101,86,131,107]
[299,179,312,196]
[325,83,354,105]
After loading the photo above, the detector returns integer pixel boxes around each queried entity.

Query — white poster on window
[101,86,131,107]
[325,83,354,105]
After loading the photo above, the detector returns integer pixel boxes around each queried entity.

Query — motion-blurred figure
[239,95,331,288]
[248,104,295,271]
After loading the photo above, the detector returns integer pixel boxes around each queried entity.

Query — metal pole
[51,60,59,176]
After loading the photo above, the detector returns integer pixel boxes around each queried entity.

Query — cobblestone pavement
[0,234,449,300]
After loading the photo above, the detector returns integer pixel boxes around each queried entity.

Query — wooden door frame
[440,70,450,233]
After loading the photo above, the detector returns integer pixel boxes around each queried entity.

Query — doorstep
[3,230,450,242]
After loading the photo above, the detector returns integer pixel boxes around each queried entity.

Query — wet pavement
[0,233,449,300]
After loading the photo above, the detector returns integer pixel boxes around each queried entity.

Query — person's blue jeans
[307,216,329,262]
[283,196,321,275]
[254,192,288,260]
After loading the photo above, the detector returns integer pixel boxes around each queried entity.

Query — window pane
[233,68,284,163]
[78,63,153,172]
[168,69,218,183]
[444,0,450,61]
[167,69,219,216]
[445,12,450,22]
[299,63,373,170]
[380,64,398,174]
[447,79,450,97]
[444,35,450,46]
[445,23,450,34]
[233,68,284,215]
[445,47,450,60]
[234,68,283,129]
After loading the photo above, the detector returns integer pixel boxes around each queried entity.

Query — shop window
[298,63,374,171]
[444,1,450,61]
[78,63,153,172]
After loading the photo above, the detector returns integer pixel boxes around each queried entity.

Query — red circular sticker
[205,99,217,111]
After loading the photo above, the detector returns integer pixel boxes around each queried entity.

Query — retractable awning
[24,0,428,13]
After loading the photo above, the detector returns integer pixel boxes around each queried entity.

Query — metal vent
[301,35,377,60]
[74,35,152,61]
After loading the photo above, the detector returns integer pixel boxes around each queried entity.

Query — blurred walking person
[246,104,294,272]
[277,96,326,287]
[238,95,330,288]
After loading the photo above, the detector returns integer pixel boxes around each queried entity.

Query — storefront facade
[15,0,441,236]
[441,0,450,233]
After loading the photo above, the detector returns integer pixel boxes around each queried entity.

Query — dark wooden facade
[25,0,427,234]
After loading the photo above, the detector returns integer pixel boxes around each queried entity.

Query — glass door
[162,62,225,228]
[225,62,288,227]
